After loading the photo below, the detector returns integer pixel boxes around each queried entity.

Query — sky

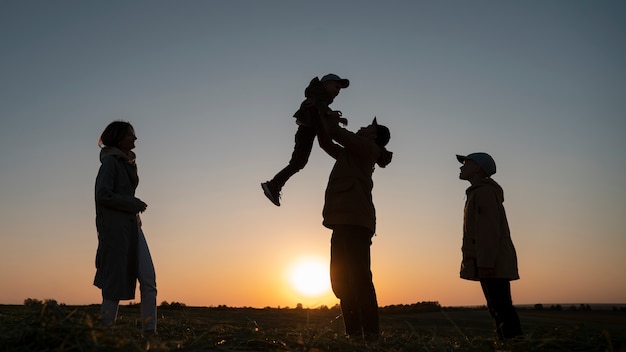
[1,1,625,309]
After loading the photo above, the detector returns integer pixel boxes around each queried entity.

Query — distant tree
[379,301,441,314]
[160,301,170,308]
[44,299,59,306]
[534,304,544,310]
[296,303,303,310]
[24,298,43,306]
[169,301,187,309]
[550,304,562,311]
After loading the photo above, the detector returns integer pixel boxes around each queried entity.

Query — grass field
[1,302,624,351]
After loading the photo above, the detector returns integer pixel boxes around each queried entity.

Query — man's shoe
[261,181,281,206]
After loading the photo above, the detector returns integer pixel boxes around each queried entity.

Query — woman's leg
[137,228,157,332]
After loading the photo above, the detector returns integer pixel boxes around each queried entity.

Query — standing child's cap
[456,152,496,176]
[321,74,350,88]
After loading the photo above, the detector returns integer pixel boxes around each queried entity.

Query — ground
[1,303,624,351]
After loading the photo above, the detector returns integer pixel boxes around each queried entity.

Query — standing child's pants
[480,279,523,339]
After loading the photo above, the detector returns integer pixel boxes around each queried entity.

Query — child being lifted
[261,73,349,206]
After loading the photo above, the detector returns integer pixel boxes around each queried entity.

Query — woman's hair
[98,120,134,148]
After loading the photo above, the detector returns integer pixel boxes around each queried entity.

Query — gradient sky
[1,1,625,308]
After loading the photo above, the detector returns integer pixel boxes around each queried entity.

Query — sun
[287,256,331,297]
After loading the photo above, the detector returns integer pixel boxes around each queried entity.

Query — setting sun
[287,256,331,298]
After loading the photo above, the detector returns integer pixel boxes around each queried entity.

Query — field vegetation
[1,300,624,351]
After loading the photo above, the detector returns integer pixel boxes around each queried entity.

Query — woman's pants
[101,228,157,331]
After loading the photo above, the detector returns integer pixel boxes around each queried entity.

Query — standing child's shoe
[261,181,281,206]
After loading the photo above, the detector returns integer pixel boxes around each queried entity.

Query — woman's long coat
[93,148,144,300]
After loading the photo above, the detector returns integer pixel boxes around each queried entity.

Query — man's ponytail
[376,148,393,168]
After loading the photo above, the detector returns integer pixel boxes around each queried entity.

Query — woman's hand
[135,198,148,213]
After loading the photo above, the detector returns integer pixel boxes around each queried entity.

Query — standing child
[456,152,523,340]
[261,74,349,206]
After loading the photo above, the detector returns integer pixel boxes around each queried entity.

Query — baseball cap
[456,152,496,176]
[372,117,390,147]
[320,73,349,88]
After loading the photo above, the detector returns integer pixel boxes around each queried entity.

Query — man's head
[356,117,393,168]
[321,73,349,98]
[456,152,496,180]
[372,117,390,148]
[357,117,391,148]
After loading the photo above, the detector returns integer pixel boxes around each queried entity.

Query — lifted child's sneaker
[261,181,281,206]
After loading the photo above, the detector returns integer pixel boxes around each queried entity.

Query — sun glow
[287,256,331,297]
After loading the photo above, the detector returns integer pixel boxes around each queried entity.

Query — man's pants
[330,225,379,337]
[480,279,523,339]
[101,228,157,331]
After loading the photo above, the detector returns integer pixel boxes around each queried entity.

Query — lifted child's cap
[456,152,496,176]
[321,74,350,88]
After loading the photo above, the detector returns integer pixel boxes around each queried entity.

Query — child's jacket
[461,178,520,281]
[293,77,334,128]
